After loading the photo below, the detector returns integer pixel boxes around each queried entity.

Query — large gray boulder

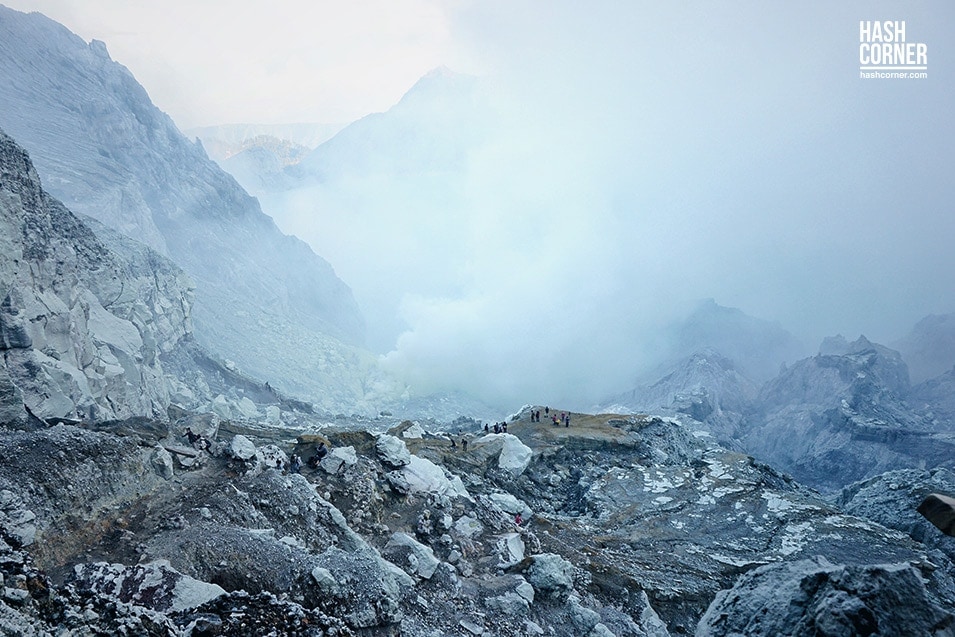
[696,557,955,636]
[524,553,575,602]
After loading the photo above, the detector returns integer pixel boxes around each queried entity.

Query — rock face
[0,127,192,422]
[0,6,380,413]
[740,336,955,492]
[602,348,758,444]
[697,557,954,636]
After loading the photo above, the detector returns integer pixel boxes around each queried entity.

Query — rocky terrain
[2,403,954,636]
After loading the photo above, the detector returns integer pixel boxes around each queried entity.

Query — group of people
[552,412,571,427]
[484,421,508,434]
[527,407,570,427]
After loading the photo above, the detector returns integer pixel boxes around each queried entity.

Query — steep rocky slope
[0,6,377,412]
[0,127,193,423]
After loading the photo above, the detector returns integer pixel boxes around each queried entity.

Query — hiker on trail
[290,454,302,473]
[484,422,489,433]
[502,422,507,433]
[450,437,457,450]
[462,438,468,451]
[185,427,200,445]
[535,410,541,422]
[552,414,558,426]
[565,414,570,428]
[493,423,500,434]
[515,512,523,526]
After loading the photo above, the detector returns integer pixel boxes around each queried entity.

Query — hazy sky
[4,1,954,410]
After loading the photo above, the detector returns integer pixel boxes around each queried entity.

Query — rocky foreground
[1,408,953,636]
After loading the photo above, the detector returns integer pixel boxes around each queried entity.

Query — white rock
[402,423,425,439]
[321,446,357,474]
[229,434,256,461]
[497,532,525,566]
[256,444,288,470]
[401,455,471,499]
[490,492,533,518]
[375,434,411,468]
[516,581,535,604]
[211,394,232,419]
[310,566,339,595]
[384,532,440,579]
[150,445,174,480]
[265,405,281,425]
[454,515,484,539]
[498,434,533,475]
[236,396,258,419]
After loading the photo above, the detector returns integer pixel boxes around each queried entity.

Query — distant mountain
[0,7,379,412]
[740,335,955,492]
[290,66,487,181]
[894,313,955,384]
[599,348,757,444]
[187,122,345,161]
[661,299,806,383]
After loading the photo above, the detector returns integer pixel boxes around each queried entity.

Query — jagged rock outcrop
[837,468,955,598]
[697,557,954,636]
[0,127,192,422]
[0,6,382,413]
[740,335,955,492]
[601,348,758,444]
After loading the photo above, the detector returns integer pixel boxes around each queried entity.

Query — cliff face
[740,336,955,492]
[0,7,371,410]
[0,127,192,422]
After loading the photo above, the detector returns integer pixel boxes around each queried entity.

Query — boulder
[310,566,340,596]
[235,397,258,419]
[383,532,440,579]
[697,557,954,636]
[524,553,575,602]
[376,434,411,468]
[497,532,525,567]
[150,445,174,480]
[320,446,357,474]
[400,455,470,499]
[918,493,955,537]
[211,394,232,419]
[228,434,257,461]
[490,492,533,519]
[256,444,288,471]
